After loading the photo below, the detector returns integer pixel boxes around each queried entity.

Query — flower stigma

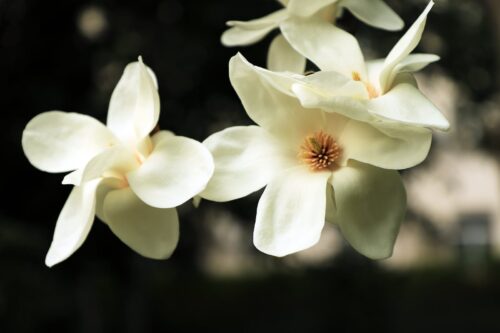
[352,71,379,99]
[299,130,342,171]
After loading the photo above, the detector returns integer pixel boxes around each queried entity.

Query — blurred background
[1,0,500,331]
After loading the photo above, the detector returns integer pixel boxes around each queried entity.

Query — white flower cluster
[22,0,448,266]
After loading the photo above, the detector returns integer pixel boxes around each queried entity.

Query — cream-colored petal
[332,160,405,259]
[45,179,101,267]
[22,111,116,173]
[340,0,404,31]
[339,119,432,170]
[287,0,338,17]
[95,178,124,223]
[267,34,306,73]
[397,53,439,73]
[233,53,302,97]
[381,53,440,91]
[221,9,288,46]
[64,145,139,186]
[280,18,366,77]
[127,134,214,209]
[379,1,434,92]
[107,58,160,145]
[254,166,331,257]
[229,54,325,144]
[291,72,372,122]
[201,126,293,202]
[298,71,368,98]
[103,187,179,259]
[368,83,450,131]
[325,183,336,224]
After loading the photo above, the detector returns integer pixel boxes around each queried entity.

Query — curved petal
[267,34,306,73]
[325,183,336,224]
[63,145,139,186]
[221,9,288,46]
[107,58,160,145]
[280,18,366,78]
[95,178,124,223]
[331,160,406,259]
[368,83,450,130]
[287,0,338,17]
[232,53,302,97]
[340,0,404,31]
[378,54,440,92]
[127,134,214,209]
[229,54,326,144]
[200,126,293,202]
[291,72,373,122]
[229,54,327,145]
[339,119,432,170]
[379,1,434,92]
[103,187,179,259]
[397,53,440,73]
[22,111,116,173]
[45,179,101,267]
[254,166,331,256]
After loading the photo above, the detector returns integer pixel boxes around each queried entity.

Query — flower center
[299,131,342,171]
[352,71,379,99]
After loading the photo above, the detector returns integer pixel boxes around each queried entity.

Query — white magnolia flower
[200,54,416,259]
[221,0,403,73]
[280,1,450,132]
[22,58,214,266]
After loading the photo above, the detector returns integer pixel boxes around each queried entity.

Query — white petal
[200,126,293,202]
[340,0,404,31]
[287,0,337,17]
[325,184,336,224]
[22,111,116,173]
[127,134,214,209]
[229,54,326,143]
[232,53,302,97]
[378,54,440,92]
[379,1,434,92]
[64,145,139,186]
[339,119,433,170]
[291,72,373,122]
[267,34,306,73]
[254,166,331,256]
[280,18,366,77]
[103,187,179,259]
[95,178,124,223]
[332,161,406,259]
[397,53,440,73]
[368,83,450,130]
[221,9,288,46]
[107,58,160,145]
[45,179,101,267]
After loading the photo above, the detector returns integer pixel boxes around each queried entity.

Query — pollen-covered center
[299,131,342,171]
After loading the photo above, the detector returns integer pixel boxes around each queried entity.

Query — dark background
[1,0,500,332]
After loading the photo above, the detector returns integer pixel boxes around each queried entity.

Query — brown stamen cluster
[299,131,342,171]
[352,71,379,99]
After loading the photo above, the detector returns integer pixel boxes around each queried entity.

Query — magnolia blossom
[199,54,421,259]
[280,1,449,134]
[221,0,403,73]
[22,58,214,266]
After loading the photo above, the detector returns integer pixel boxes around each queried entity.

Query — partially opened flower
[22,58,214,266]
[280,1,449,132]
[200,54,417,259]
[221,0,403,73]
